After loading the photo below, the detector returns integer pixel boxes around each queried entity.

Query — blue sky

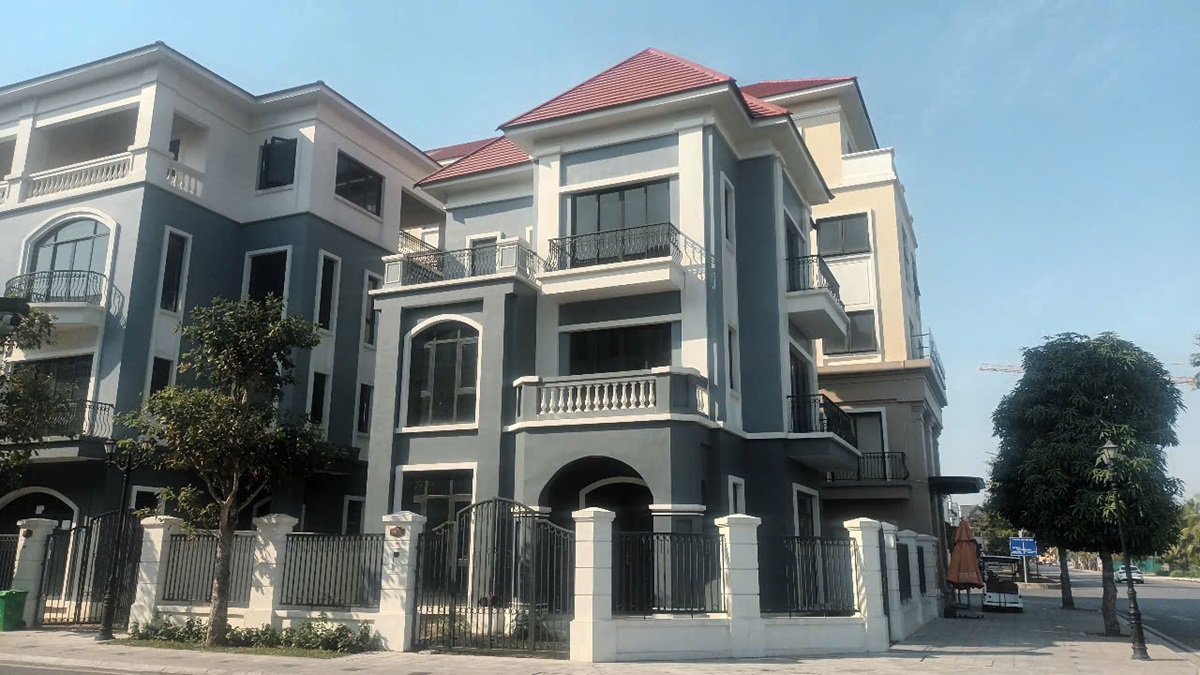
[6,1,1197,496]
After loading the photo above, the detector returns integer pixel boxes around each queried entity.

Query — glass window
[159,233,188,312]
[31,219,110,274]
[364,275,381,345]
[571,179,670,235]
[335,152,383,216]
[795,490,815,537]
[132,489,161,513]
[401,470,473,530]
[316,256,338,330]
[407,322,479,426]
[15,355,93,398]
[257,137,297,190]
[825,310,878,354]
[568,323,672,375]
[357,383,373,434]
[309,372,328,425]
[816,214,870,256]
[149,357,173,396]
[343,498,364,535]
[851,412,885,454]
[247,251,287,301]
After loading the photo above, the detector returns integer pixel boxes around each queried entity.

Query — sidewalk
[0,597,1195,675]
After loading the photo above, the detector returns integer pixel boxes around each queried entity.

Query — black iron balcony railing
[788,394,857,448]
[786,255,843,309]
[911,332,946,388]
[402,241,541,286]
[827,452,910,482]
[546,222,681,271]
[5,270,124,314]
[398,229,437,256]
[42,398,114,439]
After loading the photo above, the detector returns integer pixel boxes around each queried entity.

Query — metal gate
[37,510,142,627]
[412,498,574,657]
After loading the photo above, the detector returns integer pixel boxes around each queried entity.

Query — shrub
[128,612,381,653]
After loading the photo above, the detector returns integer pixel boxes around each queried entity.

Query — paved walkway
[0,596,1195,674]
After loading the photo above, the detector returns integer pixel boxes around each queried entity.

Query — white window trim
[557,313,682,333]
[396,314,483,432]
[728,475,746,515]
[792,483,821,537]
[579,476,649,509]
[341,495,366,534]
[129,485,166,514]
[720,172,736,247]
[313,250,342,335]
[360,270,383,349]
[242,245,293,307]
[154,227,192,318]
[393,462,477,516]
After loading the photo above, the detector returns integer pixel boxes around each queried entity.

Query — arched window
[407,321,479,426]
[31,219,109,273]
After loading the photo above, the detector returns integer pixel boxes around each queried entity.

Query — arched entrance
[0,487,78,534]
[539,457,653,532]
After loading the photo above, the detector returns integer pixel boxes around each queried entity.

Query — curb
[0,651,275,675]
[1117,611,1200,670]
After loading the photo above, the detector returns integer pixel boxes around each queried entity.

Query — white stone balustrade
[515,367,712,424]
[26,152,133,198]
[541,374,656,415]
[165,161,204,197]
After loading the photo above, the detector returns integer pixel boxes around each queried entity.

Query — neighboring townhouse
[366,48,874,545]
[0,43,444,535]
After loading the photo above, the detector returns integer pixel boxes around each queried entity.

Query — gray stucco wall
[560,135,678,186]
[443,196,534,251]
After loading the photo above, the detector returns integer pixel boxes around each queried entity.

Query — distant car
[1116,566,1145,584]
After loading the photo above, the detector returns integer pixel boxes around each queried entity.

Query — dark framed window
[850,411,884,454]
[816,213,870,256]
[825,310,878,354]
[571,179,670,235]
[727,327,739,391]
[31,219,109,274]
[149,357,173,396]
[407,322,478,426]
[568,323,671,376]
[132,489,161,512]
[335,151,383,215]
[343,498,364,535]
[15,355,93,398]
[257,137,297,190]
[309,372,328,425]
[400,470,473,530]
[364,275,381,345]
[316,255,338,330]
[159,232,188,312]
[357,383,374,434]
[168,138,181,162]
[246,250,288,301]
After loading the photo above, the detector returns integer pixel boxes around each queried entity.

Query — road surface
[0,666,137,674]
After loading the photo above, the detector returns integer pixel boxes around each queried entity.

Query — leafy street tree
[990,333,1183,634]
[1164,497,1200,572]
[974,505,1019,557]
[122,296,337,646]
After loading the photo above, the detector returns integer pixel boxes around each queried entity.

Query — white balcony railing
[165,161,204,198]
[27,152,133,199]
[514,368,711,424]
[539,373,657,416]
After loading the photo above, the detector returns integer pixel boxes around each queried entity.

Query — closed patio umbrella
[946,517,983,617]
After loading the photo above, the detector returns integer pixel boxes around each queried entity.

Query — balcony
[384,241,541,289]
[512,367,710,427]
[539,223,685,301]
[785,394,860,472]
[4,270,125,327]
[911,332,947,391]
[822,452,914,501]
[26,152,133,200]
[48,399,114,439]
[785,256,850,340]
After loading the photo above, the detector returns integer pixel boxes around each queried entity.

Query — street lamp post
[95,438,136,642]
[1100,439,1150,661]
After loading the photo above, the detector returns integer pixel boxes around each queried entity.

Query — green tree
[974,505,1018,556]
[990,333,1183,634]
[1164,497,1200,571]
[122,296,337,646]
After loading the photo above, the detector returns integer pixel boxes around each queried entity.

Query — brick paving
[0,595,1195,674]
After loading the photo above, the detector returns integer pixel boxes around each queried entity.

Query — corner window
[149,357,173,396]
[568,323,671,376]
[407,322,478,426]
[309,372,329,426]
[316,255,339,330]
[246,250,288,302]
[159,232,189,313]
[335,151,383,216]
[257,137,297,190]
[816,214,870,256]
[357,383,373,434]
[363,275,381,346]
[825,310,878,354]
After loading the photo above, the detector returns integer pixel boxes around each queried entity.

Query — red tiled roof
[417,137,530,186]
[425,137,500,162]
[740,77,856,99]
[501,48,733,128]
[741,92,790,119]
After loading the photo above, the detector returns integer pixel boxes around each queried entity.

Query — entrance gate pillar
[377,511,425,651]
[570,507,616,662]
[844,517,890,652]
[12,518,55,628]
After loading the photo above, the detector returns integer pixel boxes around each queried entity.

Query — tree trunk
[206,503,237,646]
[1099,545,1121,636]
[1058,544,1074,609]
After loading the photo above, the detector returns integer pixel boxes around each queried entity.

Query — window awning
[930,475,985,495]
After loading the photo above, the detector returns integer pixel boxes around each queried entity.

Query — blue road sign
[1009,537,1037,557]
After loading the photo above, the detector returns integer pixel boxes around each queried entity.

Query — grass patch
[111,638,344,659]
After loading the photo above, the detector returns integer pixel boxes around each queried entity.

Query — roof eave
[760,79,879,150]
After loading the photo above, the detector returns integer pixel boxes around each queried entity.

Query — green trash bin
[0,590,28,631]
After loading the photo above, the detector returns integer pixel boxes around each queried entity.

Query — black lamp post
[95,437,136,642]
[1101,439,1150,661]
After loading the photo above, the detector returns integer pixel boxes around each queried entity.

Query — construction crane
[980,363,1198,387]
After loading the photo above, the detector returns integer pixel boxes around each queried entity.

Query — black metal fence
[161,533,255,607]
[917,545,927,595]
[828,452,910,482]
[38,510,141,627]
[897,543,912,601]
[398,229,438,255]
[4,270,125,315]
[612,532,724,616]
[788,394,858,447]
[911,332,946,387]
[547,222,681,271]
[43,399,114,439]
[279,533,384,609]
[402,241,541,285]
[760,536,857,616]
[0,534,17,589]
[785,255,844,308]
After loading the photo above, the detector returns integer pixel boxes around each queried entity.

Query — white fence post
[715,514,765,658]
[377,511,425,651]
[880,522,902,640]
[843,517,889,652]
[570,507,615,663]
[245,513,297,627]
[129,516,183,627]
[11,518,55,628]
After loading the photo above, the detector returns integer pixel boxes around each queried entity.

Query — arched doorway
[539,457,653,532]
[0,487,78,534]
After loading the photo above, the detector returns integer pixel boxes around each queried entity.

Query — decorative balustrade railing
[0,534,17,589]
[27,152,133,198]
[785,255,844,309]
[401,241,541,286]
[398,229,438,255]
[515,368,711,423]
[788,394,858,447]
[911,332,946,388]
[546,222,681,271]
[161,533,255,607]
[612,531,724,616]
[279,533,384,609]
[4,270,125,315]
[827,452,910,482]
[165,161,204,197]
[539,374,656,415]
[759,537,857,616]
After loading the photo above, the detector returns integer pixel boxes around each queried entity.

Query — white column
[376,511,426,651]
[880,522,903,640]
[570,507,615,663]
[128,516,183,627]
[715,514,765,658]
[245,513,297,626]
[4,116,35,203]
[128,82,175,184]
[918,534,941,619]
[11,518,55,628]
[675,125,709,377]
[844,517,889,652]
[897,529,922,624]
